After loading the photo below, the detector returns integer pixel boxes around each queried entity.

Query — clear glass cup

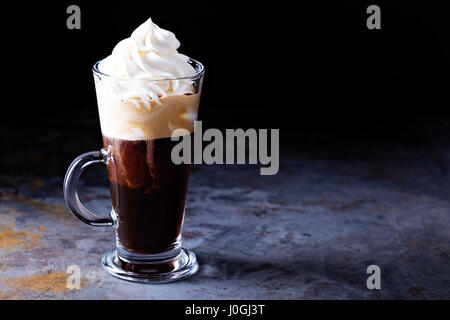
[63,59,204,283]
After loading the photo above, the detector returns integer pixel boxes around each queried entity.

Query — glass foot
[102,248,199,283]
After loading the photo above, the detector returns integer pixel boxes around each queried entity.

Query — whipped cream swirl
[99,18,196,109]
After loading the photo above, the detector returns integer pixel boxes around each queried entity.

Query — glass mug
[63,59,204,283]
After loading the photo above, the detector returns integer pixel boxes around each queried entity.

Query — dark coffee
[102,135,191,254]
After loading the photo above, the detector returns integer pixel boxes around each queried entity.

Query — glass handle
[63,149,114,227]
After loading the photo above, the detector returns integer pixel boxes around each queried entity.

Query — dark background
[1,0,450,174]
[0,2,448,300]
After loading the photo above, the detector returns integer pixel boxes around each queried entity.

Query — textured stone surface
[0,139,449,299]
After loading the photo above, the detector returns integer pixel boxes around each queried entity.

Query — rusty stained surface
[0,145,449,299]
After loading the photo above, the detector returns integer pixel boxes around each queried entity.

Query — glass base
[102,248,199,283]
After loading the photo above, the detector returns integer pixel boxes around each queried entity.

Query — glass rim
[92,58,205,82]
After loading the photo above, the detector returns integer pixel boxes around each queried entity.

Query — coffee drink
[95,18,203,258]
[64,17,204,282]
[103,135,191,254]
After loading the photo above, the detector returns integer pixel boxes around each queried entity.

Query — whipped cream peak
[130,18,180,54]
[98,18,196,109]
